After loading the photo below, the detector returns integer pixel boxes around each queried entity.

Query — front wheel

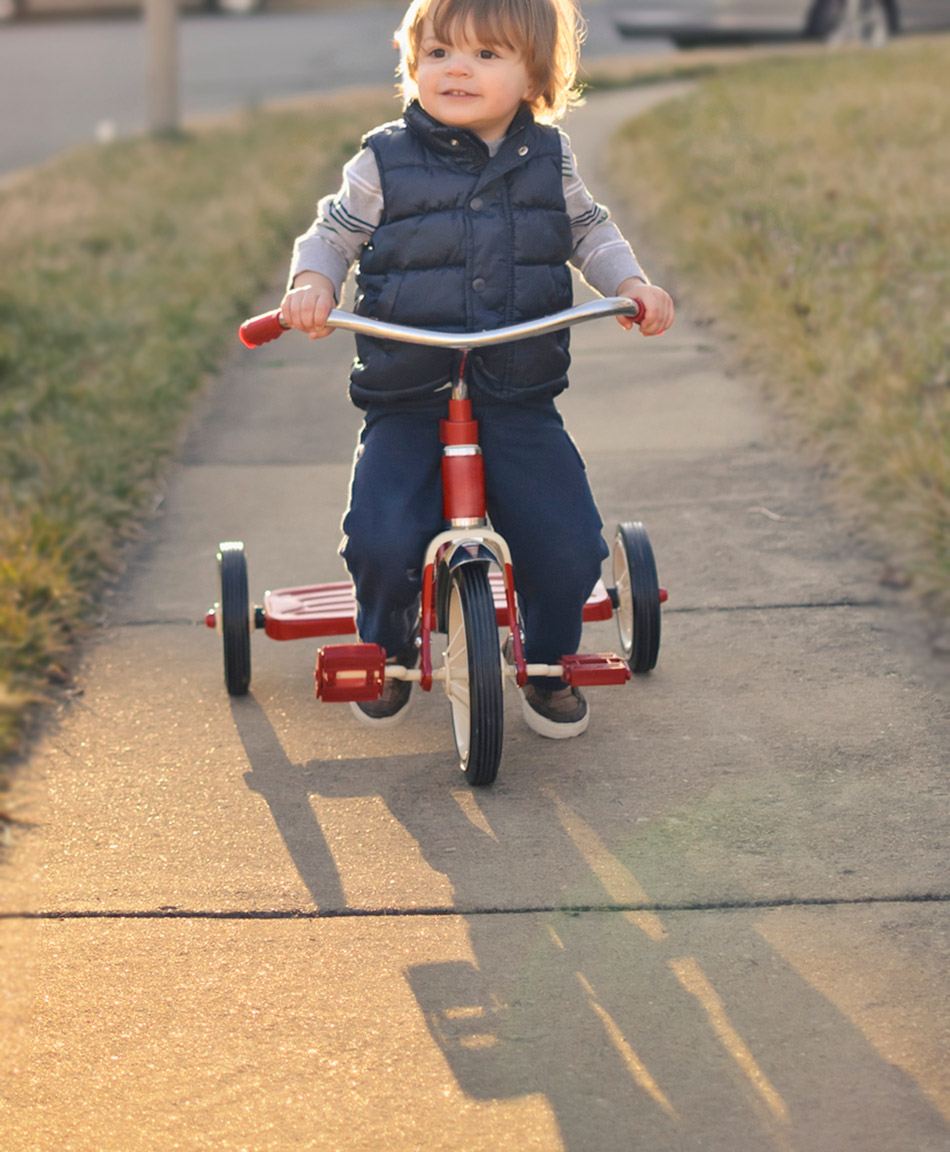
[218,541,251,696]
[612,522,661,674]
[442,564,504,786]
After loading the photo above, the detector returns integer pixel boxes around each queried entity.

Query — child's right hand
[616,278,675,337]
[281,273,337,340]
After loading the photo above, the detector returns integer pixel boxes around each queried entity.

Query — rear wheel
[612,522,661,674]
[442,564,504,786]
[218,542,251,696]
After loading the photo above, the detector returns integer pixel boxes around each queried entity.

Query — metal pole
[144,0,180,136]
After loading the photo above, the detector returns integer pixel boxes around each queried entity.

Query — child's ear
[522,67,548,106]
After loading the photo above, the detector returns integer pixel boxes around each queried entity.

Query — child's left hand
[615,279,675,337]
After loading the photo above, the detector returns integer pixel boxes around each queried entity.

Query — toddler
[281,0,675,737]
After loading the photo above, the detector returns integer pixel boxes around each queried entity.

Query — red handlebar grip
[239,310,289,349]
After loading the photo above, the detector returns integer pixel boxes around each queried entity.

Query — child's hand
[281,273,337,340]
[615,278,675,337]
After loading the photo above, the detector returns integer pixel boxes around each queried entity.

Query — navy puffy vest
[350,101,574,408]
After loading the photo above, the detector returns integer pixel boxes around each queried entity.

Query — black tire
[442,563,504,786]
[218,542,251,696]
[612,522,661,675]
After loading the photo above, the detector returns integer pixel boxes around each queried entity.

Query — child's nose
[444,51,471,75]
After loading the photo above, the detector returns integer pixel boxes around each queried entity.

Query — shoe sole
[349,686,414,728]
[520,692,589,739]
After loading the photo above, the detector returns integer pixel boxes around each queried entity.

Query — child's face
[415,17,535,143]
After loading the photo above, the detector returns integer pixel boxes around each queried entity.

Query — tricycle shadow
[229,692,950,1151]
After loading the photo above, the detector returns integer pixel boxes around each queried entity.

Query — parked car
[0,0,265,20]
[613,0,950,48]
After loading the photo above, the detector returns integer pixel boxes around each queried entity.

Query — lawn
[609,36,950,616]
[0,88,396,763]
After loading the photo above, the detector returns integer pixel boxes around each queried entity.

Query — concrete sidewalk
[2,86,949,1151]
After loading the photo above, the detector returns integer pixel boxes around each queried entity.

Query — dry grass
[611,37,950,610]
[0,89,394,760]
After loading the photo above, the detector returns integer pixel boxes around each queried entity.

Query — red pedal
[559,653,632,686]
[315,643,386,702]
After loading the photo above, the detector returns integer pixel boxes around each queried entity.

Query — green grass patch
[612,37,950,610]
[0,89,395,760]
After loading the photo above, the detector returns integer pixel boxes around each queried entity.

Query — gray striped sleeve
[560,130,646,295]
[288,147,384,297]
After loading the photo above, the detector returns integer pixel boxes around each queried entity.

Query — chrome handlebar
[239,296,644,350]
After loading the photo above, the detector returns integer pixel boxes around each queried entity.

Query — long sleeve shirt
[289,128,647,301]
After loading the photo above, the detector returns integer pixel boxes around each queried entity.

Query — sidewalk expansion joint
[6,891,949,921]
[666,598,886,615]
[111,618,209,628]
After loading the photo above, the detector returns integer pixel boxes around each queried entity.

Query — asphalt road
[3,84,950,1150]
[0,3,666,174]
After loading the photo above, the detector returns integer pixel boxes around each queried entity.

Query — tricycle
[206,298,666,786]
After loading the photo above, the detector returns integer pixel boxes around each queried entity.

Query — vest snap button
[472,278,486,292]
[470,197,483,211]
[450,138,459,147]
[518,145,529,156]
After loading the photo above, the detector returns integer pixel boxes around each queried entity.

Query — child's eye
[428,47,446,58]
[477,49,498,60]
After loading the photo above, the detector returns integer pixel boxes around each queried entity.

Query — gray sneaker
[350,634,418,727]
[521,683,589,739]
[350,675,413,726]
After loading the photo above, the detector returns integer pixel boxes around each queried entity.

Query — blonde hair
[395,0,585,123]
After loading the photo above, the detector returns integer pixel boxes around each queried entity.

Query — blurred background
[0,0,669,175]
[5,1,948,176]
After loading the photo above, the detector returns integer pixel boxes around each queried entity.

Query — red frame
[219,300,667,702]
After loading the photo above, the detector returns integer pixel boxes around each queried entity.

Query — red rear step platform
[264,583,359,640]
[262,575,617,641]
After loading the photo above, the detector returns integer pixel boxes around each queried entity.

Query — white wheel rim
[613,540,634,654]
[444,582,471,764]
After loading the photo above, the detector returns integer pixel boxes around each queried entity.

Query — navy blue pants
[340,397,609,683]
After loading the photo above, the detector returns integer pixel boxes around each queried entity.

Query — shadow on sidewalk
[230,692,950,1150]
